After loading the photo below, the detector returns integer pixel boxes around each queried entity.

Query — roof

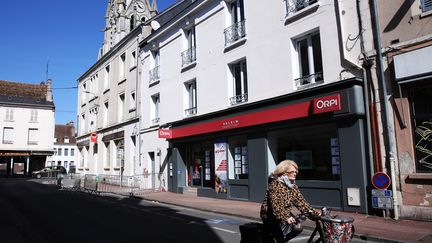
[0,80,54,108]
[55,124,77,145]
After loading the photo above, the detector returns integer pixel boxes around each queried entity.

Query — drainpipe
[356,0,376,180]
[136,30,141,176]
[370,0,399,220]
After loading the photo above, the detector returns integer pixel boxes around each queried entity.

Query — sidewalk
[135,191,432,243]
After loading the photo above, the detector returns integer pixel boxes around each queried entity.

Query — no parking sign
[372,172,391,189]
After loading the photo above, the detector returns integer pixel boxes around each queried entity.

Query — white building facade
[137,0,373,213]
[46,122,78,173]
[0,80,55,176]
[75,0,193,180]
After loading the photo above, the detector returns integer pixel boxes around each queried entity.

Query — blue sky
[0,0,176,125]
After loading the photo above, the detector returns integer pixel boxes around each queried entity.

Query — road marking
[212,226,238,234]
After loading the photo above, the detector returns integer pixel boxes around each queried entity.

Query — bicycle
[293,208,355,243]
[256,207,355,243]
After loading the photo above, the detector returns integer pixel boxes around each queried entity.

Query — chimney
[46,79,53,102]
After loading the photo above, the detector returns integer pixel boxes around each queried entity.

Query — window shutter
[423,0,432,12]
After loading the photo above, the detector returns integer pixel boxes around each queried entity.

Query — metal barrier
[67,173,166,196]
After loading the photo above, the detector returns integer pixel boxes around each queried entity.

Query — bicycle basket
[320,215,354,243]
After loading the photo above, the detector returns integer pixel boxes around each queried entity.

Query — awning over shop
[394,45,432,84]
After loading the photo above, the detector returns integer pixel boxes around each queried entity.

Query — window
[5,108,14,121]
[28,128,38,145]
[54,148,57,155]
[103,101,109,126]
[230,60,248,105]
[71,148,75,156]
[272,123,340,181]
[30,109,38,122]
[149,50,160,83]
[182,27,196,66]
[115,140,124,168]
[228,137,249,180]
[130,91,136,110]
[130,51,136,69]
[185,81,197,116]
[151,94,160,124]
[82,82,87,103]
[295,32,323,88]
[81,113,85,134]
[104,65,110,91]
[65,148,69,156]
[105,142,110,168]
[422,0,432,12]
[130,15,135,31]
[64,137,70,143]
[58,148,62,156]
[285,0,318,16]
[2,127,13,144]
[119,53,126,80]
[411,85,432,173]
[224,0,246,46]
[118,93,125,122]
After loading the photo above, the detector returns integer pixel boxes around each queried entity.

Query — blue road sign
[372,172,391,189]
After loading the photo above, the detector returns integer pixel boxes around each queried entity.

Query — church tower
[100,0,157,58]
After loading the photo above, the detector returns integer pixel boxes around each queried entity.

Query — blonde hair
[272,160,298,177]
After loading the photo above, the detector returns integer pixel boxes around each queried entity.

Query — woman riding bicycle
[260,160,321,242]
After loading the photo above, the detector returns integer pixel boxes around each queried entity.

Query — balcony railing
[285,0,318,16]
[151,117,160,125]
[181,47,196,67]
[224,20,246,47]
[230,93,248,105]
[149,66,160,84]
[184,107,197,117]
[295,72,323,87]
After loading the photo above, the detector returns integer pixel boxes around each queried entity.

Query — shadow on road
[0,178,226,243]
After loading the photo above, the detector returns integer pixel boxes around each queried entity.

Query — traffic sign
[371,189,393,209]
[372,172,391,189]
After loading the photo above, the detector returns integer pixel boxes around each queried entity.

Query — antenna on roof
[46,60,49,81]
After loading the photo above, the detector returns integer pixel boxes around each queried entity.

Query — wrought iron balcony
[285,0,318,16]
[181,47,196,67]
[230,93,248,105]
[295,72,323,87]
[184,107,197,117]
[151,117,160,125]
[224,20,246,47]
[149,66,160,84]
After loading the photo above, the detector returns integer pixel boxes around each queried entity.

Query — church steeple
[100,0,154,58]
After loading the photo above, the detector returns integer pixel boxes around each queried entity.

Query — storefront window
[228,136,248,179]
[273,123,340,181]
[411,85,432,173]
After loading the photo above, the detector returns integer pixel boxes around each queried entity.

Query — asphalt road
[0,178,370,243]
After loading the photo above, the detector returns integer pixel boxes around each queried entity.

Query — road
[0,178,371,243]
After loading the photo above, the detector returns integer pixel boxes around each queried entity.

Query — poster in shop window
[214,142,228,193]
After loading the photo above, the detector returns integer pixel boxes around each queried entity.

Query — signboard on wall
[214,142,228,193]
[312,94,341,114]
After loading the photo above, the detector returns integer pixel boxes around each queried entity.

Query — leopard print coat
[260,178,319,224]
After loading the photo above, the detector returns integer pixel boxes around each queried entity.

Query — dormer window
[64,136,70,143]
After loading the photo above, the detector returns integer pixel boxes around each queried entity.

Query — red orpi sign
[312,94,341,114]
[158,129,173,139]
